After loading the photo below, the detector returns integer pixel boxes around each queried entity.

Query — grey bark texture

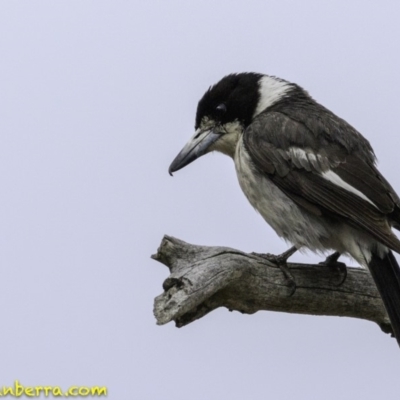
[152,235,392,336]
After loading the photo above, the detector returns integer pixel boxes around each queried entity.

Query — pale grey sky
[0,1,399,399]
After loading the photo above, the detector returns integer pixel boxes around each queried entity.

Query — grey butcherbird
[169,72,400,346]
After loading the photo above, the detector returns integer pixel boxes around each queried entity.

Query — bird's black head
[195,72,263,130]
[169,72,294,175]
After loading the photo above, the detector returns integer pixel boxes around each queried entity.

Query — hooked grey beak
[169,129,220,175]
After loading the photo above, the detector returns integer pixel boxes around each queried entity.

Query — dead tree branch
[152,235,392,335]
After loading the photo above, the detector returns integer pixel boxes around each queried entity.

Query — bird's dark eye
[215,103,227,113]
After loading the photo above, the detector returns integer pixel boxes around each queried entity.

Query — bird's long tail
[368,250,400,346]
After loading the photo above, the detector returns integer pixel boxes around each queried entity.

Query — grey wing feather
[243,110,400,252]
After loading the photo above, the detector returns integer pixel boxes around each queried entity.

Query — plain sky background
[0,1,399,399]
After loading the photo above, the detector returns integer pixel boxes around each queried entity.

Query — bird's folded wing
[243,111,400,252]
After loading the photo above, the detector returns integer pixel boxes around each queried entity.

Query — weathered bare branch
[152,235,392,335]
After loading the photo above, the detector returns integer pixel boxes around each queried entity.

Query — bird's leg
[251,246,297,296]
[319,251,347,286]
[260,245,298,265]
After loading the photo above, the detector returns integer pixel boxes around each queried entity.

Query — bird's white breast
[234,136,330,251]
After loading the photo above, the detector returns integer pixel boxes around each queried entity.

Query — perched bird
[169,72,400,346]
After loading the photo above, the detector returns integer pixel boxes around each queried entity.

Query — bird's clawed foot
[251,246,297,296]
[319,251,347,286]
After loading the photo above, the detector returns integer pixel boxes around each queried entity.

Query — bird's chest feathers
[233,137,304,239]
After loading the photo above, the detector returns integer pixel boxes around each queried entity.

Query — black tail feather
[368,250,400,347]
